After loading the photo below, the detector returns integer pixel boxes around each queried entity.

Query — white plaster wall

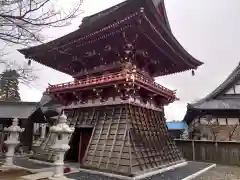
[227,118,239,125]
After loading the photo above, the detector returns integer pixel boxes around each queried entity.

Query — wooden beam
[90,112,105,164]
[129,105,149,170]
[106,107,122,169]
[98,108,115,167]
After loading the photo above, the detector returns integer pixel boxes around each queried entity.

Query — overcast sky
[2,0,240,121]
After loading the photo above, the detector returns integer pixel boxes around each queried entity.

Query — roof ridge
[190,62,240,107]
[0,100,37,104]
[80,1,128,27]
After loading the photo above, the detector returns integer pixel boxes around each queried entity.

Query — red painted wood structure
[19,0,203,177]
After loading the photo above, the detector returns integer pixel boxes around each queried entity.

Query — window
[58,134,62,140]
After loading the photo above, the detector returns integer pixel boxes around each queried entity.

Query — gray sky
[2,0,240,121]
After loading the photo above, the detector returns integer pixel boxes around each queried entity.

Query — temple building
[19,0,202,178]
[184,62,240,141]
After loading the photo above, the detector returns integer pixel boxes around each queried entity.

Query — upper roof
[79,0,172,32]
[0,101,37,119]
[19,0,203,77]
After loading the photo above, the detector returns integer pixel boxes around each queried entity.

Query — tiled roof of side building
[188,62,240,110]
[183,62,240,124]
[0,101,37,119]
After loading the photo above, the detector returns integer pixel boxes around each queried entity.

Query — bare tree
[0,0,83,86]
[0,0,83,45]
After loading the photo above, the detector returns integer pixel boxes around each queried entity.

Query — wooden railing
[135,73,175,96]
[47,72,124,92]
[47,72,176,97]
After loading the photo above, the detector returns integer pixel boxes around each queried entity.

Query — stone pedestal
[2,118,24,168]
[49,112,74,180]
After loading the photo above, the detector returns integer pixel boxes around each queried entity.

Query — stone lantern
[2,118,25,168]
[49,112,74,180]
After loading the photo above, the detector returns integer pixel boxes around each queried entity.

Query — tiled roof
[0,101,37,119]
[183,62,240,123]
[189,62,240,110]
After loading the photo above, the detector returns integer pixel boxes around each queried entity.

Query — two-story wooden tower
[19,0,203,177]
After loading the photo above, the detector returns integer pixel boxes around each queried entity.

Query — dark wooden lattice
[31,104,183,175]
[66,104,184,176]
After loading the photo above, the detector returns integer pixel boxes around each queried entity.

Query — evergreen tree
[0,69,21,101]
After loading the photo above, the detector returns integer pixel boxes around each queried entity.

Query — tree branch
[0,0,83,86]
[0,0,83,45]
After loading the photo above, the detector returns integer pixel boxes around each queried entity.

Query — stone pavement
[13,158,52,170]
[66,161,214,180]
[193,165,240,180]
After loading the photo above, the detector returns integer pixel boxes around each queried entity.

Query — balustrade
[47,72,124,92]
[47,71,176,97]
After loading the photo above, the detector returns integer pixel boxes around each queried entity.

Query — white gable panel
[235,84,240,94]
[225,87,235,94]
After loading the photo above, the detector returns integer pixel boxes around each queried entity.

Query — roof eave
[190,62,240,107]
[18,0,203,75]
[144,1,203,70]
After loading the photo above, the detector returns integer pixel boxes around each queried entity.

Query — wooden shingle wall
[74,105,184,176]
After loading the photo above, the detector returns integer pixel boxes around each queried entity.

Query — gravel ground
[1,163,239,180]
[0,169,31,180]
[193,165,240,180]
